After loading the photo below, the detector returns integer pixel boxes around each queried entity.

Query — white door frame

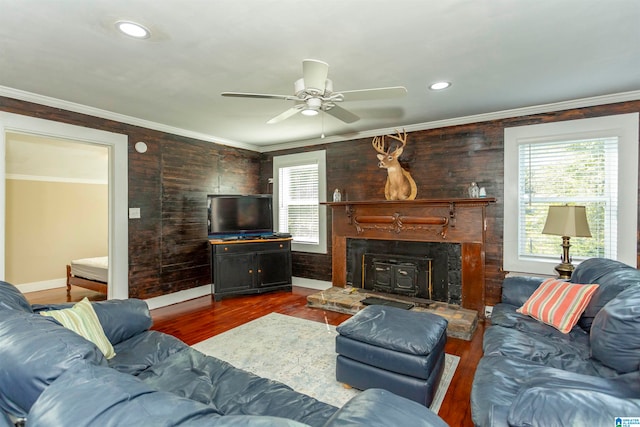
[0,112,128,299]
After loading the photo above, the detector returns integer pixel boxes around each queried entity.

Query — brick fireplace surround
[325,198,496,315]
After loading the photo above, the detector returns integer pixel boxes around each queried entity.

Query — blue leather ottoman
[335,304,448,407]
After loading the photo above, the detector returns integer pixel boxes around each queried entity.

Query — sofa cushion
[0,310,106,418]
[482,325,611,375]
[136,347,337,425]
[28,364,305,427]
[323,388,449,427]
[590,285,640,373]
[0,280,32,312]
[29,365,311,426]
[40,297,116,359]
[109,330,188,375]
[517,279,599,333]
[470,355,550,427]
[508,388,640,427]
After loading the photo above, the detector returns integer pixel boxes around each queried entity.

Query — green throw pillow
[40,297,116,359]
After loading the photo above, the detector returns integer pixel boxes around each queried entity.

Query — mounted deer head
[372,129,417,200]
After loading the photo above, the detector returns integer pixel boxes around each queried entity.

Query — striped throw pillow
[41,297,115,359]
[517,278,599,334]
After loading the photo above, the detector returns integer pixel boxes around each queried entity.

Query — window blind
[518,137,618,261]
[278,163,319,244]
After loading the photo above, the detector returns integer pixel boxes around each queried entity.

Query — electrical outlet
[484,305,494,318]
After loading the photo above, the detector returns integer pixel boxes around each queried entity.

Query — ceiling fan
[221,59,407,124]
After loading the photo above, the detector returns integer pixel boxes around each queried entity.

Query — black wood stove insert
[347,239,462,305]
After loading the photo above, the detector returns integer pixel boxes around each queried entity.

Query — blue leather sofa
[0,281,448,427]
[471,258,640,426]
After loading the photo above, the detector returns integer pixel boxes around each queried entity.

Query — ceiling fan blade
[222,92,299,101]
[302,59,329,93]
[267,105,304,124]
[340,86,407,102]
[325,105,359,123]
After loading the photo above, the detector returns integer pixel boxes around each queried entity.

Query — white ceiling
[6,133,108,183]
[1,0,639,152]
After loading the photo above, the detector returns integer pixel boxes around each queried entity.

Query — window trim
[504,113,638,275]
[273,150,327,254]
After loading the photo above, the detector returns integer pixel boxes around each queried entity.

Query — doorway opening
[0,112,128,300]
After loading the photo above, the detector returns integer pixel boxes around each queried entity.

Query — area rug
[192,312,459,412]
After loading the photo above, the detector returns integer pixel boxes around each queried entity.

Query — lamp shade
[542,205,592,237]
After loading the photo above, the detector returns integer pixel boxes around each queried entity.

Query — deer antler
[372,135,389,155]
[386,129,407,150]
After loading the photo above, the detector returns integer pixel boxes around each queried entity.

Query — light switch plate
[129,207,141,219]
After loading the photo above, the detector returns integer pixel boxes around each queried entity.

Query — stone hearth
[307,286,478,341]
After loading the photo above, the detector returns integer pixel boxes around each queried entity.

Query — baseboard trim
[17,278,66,293]
[145,284,212,310]
[292,277,333,290]
[144,278,330,310]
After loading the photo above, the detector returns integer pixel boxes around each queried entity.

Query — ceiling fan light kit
[222,59,407,127]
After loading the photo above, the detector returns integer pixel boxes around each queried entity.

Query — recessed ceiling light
[429,81,451,91]
[115,20,150,39]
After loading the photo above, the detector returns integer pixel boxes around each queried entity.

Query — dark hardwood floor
[25,285,484,427]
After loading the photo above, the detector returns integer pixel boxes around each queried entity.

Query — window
[504,113,638,275]
[273,150,327,254]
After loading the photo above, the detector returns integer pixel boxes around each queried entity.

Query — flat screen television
[207,194,273,238]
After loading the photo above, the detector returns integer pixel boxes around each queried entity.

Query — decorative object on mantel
[468,182,480,198]
[542,205,592,279]
[333,188,342,202]
[479,187,487,197]
[372,129,417,201]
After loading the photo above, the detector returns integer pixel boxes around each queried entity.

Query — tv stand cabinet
[209,238,292,301]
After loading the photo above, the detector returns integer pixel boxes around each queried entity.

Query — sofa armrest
[501,276,545,306]
[92,299,152,344]
[33,299,152,345]
[322,389,448,427]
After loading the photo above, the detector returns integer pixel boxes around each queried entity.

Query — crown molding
[2,85,638,154]
[0,86,260,152]
[6,174,108,185]
[261,90,640,152]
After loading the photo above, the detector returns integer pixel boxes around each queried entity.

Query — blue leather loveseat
[0,280,448,427]
[471,258,640,426]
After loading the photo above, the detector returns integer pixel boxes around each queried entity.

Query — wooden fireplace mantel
[324,198,496,314]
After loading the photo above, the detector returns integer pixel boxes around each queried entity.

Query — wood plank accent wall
[3,95,639,307]
[0,96,261,298]
[262,100,640,306]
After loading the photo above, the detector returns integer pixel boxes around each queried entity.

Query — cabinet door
[215,252,255,293]
[256,250,291,287]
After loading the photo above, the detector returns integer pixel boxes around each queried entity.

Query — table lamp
[542,205,591,279]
